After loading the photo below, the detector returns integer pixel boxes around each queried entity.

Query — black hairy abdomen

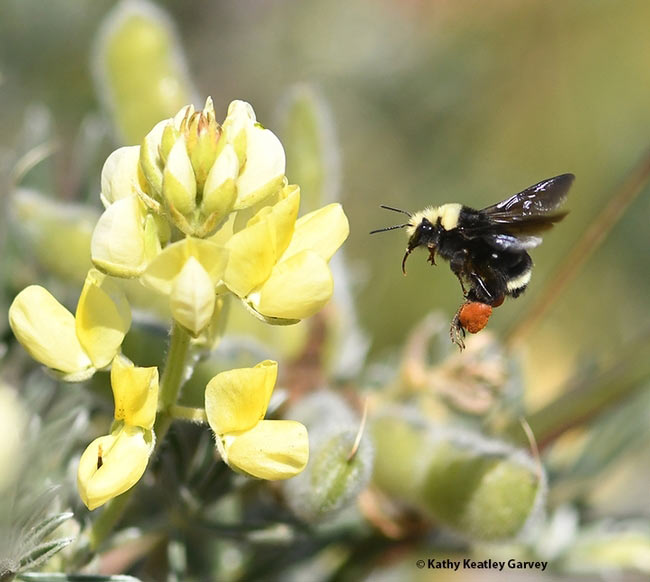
[438,230,532,305]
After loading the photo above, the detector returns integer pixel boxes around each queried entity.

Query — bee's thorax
[406,203,463,236]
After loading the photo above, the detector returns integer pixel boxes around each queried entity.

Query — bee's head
[402,217,440,274]
[370,205,448,275]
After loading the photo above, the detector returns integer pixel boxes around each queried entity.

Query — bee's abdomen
[504,252,533,297]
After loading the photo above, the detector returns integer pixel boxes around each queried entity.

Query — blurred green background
[2,0,648,406]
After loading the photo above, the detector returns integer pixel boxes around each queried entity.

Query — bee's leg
[449,253,469,297]
[468,271,506,307]
[449,304,466,351]
[427,246,437,266]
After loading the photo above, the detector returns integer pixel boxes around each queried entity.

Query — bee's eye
[420,221,433,232]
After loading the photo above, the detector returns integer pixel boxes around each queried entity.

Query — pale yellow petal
[76,270,131,369]
[205,360,277,435]
[111,355,159,430]
[77,426,153,510]
[222,100,255,163]
[223,219,276,297]
[282,203,349,262]
[202,143,239,216]
[170,257,216,336]
[222,420,309,480]
[91,196,148,277]
[139,119,167,198]
[268,185,300,261]
[252,250,333,320]
[163,136,196,215]
[100,146,141,207]
[8,286,92,375]
[141,237,227,295]
[234,124,286,210]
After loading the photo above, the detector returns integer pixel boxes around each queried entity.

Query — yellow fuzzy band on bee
[406,203,463,236]
[506,269,532,291]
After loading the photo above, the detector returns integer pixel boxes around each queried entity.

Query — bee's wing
[460,174,574,242]
[481,173,574,223]
[482,233,543,251]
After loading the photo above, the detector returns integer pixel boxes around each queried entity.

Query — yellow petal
[222,420,309,480]
[252,250,333,320]
[91,196,148,277]
[8,286,92,376]
[201,143,238,216]
[141,237,227,295]
[222,100,255,163]
[111,355,159,429]
[223,218,276,297]
[77,426,153,510]
[222,187,300,298]
[163,136,197,215]
[234,123,286,210]
[139,119,167,198]
[282,203,349,262]
[170,257,216,336]
[100,146,141,208]
[205,360,277,435]
[268,185,300,260]
[76,270,131,369]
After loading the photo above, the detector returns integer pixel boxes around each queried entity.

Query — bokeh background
[3,0,649,395]
[1,1,649,581]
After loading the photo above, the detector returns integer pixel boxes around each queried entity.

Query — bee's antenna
[379,204,412,217]
[370,205,412,235]
[369,223,409,234]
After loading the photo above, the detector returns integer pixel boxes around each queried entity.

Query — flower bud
[201,143,238,221]
[222,100,286,210]
[169,256,216,336]
[100,146,142,207]
[162,135,197,232]
[283,391,373,522]
[286,429,373,522]
[183,96,221,189]
[139,119,167,199]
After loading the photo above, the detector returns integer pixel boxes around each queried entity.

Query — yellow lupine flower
[205,360,309,480]
[140,237,227,336]
[8,269,131,382]
[99,146,142,207]
[221,100,286,210]
[93,97,286,257]
[77,428,153,511]
[91,195,162,278]
[77,355,158,510]
[222,188,349,323]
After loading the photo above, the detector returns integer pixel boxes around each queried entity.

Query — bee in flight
[371,173,575,349]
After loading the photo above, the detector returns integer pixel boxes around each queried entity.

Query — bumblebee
[371,173,574,347]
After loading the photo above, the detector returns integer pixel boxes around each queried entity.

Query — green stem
[170,404,208,423]
[159,321,192,410]
[89,489,134,551]
[154,322,192,442]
